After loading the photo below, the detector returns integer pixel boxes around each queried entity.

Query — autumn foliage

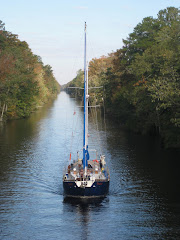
[66,7,180,148]
[0,21,60,120]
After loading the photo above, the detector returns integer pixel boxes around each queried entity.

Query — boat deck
[63,159,109,182]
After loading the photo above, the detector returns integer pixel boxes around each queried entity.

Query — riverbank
[0,20,60,122]
[64,7,180,149]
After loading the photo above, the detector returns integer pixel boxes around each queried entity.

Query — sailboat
[63,23,110,198]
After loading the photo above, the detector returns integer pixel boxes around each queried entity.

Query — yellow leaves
[88,55,114,77]
[133,75,147,87]
[0,53,16,81]
[34,63,43,75]
[7,104,17,118]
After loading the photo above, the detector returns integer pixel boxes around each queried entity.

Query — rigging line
[68,113,76,164]
[89,34,110,59]
[73,107,81,153]
[68,87,84,89]
[64,31,84,85]
[70,92,83,161]
[74,88,77,113]
[69,100,77,157]
[64,54,80,88]
[91,112,101,154]
[64,33,84,163]
[76,94,84,152]
[88,86,103,89]
[88,37,96,60]
[64,92,73,163]
[89,96,103,155]
[64,102,68,153]
[65,98,74,162]
[95,105,103,154]
[76,116,83,157]
[103,85,108,154]
[77,93,85,148]
[70,95,83,160]
[77,105,101,108]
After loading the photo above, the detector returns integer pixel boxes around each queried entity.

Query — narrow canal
[0,92,180,239]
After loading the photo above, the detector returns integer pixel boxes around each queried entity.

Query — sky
[0,0,179,85]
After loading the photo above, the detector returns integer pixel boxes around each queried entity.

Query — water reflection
[0,92,180,240]
[63,197,108,240]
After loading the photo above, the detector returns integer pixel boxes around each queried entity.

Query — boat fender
[93,160,98,163]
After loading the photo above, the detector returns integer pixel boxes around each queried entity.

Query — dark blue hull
[63,181,109,198]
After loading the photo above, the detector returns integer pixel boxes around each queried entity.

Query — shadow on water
[63,196,107,206]
[63,196,109,240]
[1,92,180,240]
[105,119,180,200]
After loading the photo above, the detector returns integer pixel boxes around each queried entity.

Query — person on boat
[67,165,71,174]
[86,168,92,180]
[88,163,92,169]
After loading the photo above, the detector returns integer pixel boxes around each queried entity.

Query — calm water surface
[0,92,180,240]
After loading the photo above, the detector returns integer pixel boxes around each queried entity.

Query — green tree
[0,20,60,120]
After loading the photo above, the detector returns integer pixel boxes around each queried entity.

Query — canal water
[0,92,180,240]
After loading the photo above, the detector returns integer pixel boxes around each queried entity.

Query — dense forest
[65,7,180,149]
[0,21,60,121]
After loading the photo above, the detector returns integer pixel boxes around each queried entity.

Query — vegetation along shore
[0,21,60,122]
[65,7,180,149]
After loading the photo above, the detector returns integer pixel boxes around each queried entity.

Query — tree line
[65,7,180,148]
[0,21,60,121]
